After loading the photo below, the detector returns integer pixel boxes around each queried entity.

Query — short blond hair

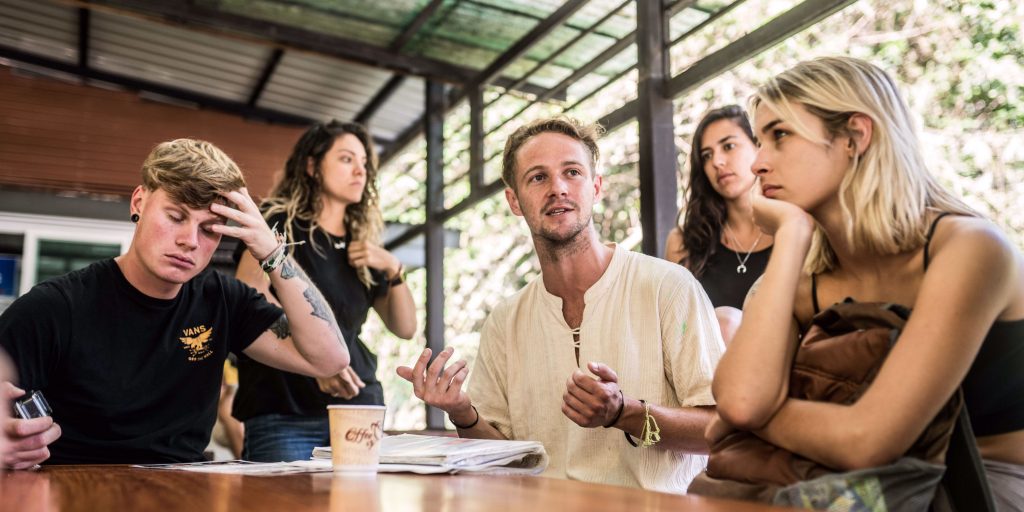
[141,139,246,208]
[752,57,975,274]
[501,117,603,191]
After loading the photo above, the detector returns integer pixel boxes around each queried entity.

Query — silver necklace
[333,239,346,250]
[723,225,763,274]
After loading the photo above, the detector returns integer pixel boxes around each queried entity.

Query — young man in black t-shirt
[0,139,351,467]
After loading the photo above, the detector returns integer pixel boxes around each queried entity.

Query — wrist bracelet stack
[260,243,287,273]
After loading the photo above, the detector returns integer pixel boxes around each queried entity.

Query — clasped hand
[562,362,623,429]
[317,367,366,399]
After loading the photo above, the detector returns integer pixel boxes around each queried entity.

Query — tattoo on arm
[303,287,333,324]
[274,256,345,345]
[269,314,290,339]
[280,259,298,279]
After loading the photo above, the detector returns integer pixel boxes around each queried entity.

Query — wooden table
[0,466,798,512]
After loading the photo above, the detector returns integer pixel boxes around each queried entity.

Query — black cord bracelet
[451,405,480,429]
[623,399,646,447]
[603,390,625,428]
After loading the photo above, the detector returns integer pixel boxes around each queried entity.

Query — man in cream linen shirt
[398,117,725,493]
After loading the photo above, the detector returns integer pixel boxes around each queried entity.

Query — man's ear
[592,172,603,202]
[130,185,147,216]
[846,113,873,157]
[505,187,524,217]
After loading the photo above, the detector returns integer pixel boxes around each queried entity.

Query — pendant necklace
[331,232,347,250]
[723,224,763,274]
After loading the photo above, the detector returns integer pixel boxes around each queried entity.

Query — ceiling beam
[0,44,316,126]
[472,0,589,89]
[77,8,90,69]
[82,0,476,84]
[380,0,589,164]
[247,48,284,108]
[597,0,857,136]
[666,0,857,98]
[390,0,444,52]
[355,75,407,125]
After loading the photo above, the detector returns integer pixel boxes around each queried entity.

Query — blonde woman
[234,121,416,462]
[710,57,1023,508]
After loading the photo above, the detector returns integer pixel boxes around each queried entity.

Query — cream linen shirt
[468,244,725,493]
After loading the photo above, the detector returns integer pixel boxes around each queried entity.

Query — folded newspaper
[312,434,548,475]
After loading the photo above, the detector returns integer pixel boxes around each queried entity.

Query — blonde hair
[264,121,382,289]
[752,56,976,274]
[501,116,603,191]
[141,139,246,208]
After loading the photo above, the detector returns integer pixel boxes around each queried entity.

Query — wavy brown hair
[263,121,383,288]
[676,105,754,278]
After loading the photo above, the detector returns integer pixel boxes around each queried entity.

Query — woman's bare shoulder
[664,226,688,264]
[930,215,1018,267]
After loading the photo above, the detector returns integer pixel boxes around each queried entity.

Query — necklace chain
[723,225,763,274]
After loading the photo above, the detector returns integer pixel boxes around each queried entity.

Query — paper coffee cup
[327,405,386,472]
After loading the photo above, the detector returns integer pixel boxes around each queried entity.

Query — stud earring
[130,213,140,223]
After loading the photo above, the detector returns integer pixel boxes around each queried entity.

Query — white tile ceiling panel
[365,76,424,140]
[89,10,269,101]
[0,0,77,63]
[258,50,392,124]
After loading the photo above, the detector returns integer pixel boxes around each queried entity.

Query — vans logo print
[180,324,213,361]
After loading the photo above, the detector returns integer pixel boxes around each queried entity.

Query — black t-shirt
[0,259,282,464]
[696,238,772,309]
[232,213,388,422]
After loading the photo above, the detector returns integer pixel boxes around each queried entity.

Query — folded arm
[755,221,1016,469]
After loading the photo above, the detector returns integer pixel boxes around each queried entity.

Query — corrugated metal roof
[0,0,747,154]
[365,76,426,141]
[90,11,269,101]
[0,0,77,63]
[258,51,394,125]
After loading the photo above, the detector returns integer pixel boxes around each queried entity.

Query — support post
[424,80,447,429]
[635,0,678,257]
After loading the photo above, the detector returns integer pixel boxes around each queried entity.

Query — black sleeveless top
[812,213,1024,436]
[697,238,772,309]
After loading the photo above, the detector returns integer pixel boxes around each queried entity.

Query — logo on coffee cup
[345,420,383,448]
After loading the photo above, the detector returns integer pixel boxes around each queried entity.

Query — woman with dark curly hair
[232,121,416,462]
[665,106,774,342]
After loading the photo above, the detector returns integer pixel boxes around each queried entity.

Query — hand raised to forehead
[206,188,279,260]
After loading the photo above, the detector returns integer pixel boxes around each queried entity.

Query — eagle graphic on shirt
[180,325,214,361]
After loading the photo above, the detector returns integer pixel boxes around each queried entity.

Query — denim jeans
[242,414,329,462]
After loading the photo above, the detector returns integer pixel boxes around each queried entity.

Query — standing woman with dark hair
[233,121,416,462]
[665,106,774,342]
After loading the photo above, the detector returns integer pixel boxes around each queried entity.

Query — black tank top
[812,213,1024,436]
[697,238,772,309]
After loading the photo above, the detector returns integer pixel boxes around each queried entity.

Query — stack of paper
[312,434,548,475]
